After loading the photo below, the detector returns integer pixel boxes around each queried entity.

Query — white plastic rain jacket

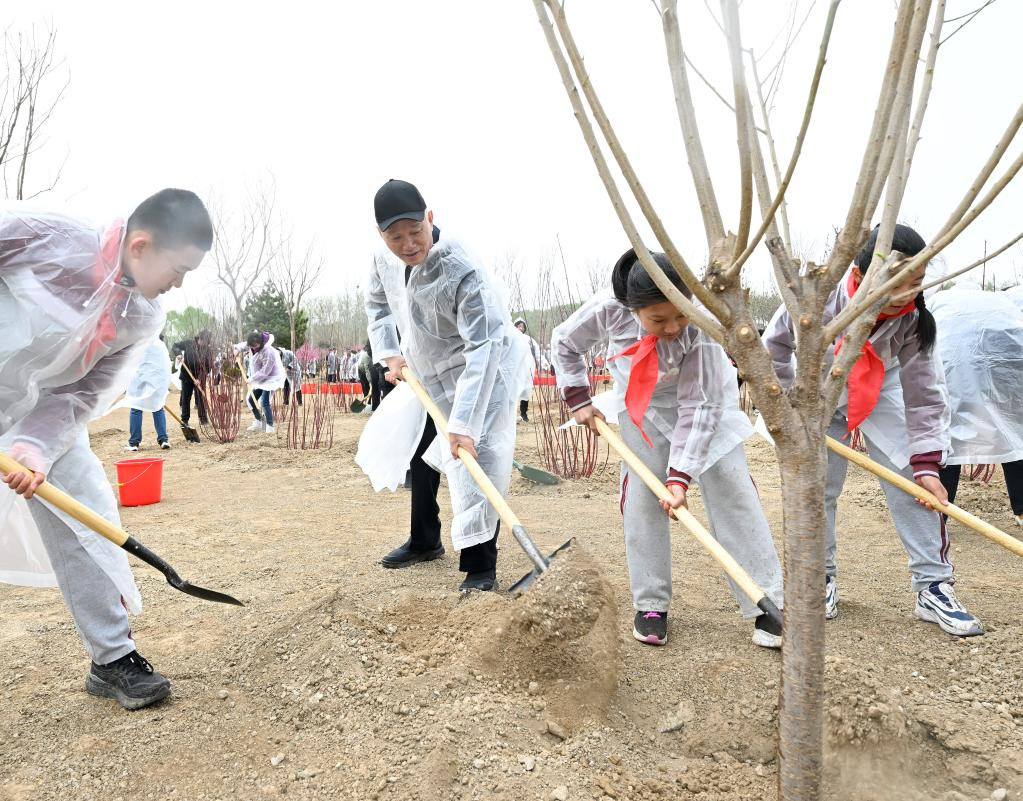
[930,282,1023,464]
[118,337,172,412]
[359,230,529,550]
[551,288,751,480]
[0,208,165,609]
[763,266,950,470]
[234,333,285,392]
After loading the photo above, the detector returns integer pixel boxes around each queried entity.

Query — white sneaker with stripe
[915,581,984,637]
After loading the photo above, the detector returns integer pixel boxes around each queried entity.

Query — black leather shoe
[381,539,445,569]
[459,569,498,592]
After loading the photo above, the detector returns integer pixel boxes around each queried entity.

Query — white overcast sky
[8,0,1023,311]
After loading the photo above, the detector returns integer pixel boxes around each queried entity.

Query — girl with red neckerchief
[552,248,784,650]
[764,223,982,638]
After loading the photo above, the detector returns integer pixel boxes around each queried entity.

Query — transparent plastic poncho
[930,282,1023,464]
[0,207,164,607]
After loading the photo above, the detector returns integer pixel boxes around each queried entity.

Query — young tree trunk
[289,313,297,351]
[775,430,828,801]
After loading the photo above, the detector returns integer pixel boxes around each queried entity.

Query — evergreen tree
[243,285,308,348]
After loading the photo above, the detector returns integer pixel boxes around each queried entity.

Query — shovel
[349,394,371,413]
[0,452,243,606]
[592,416,783,629]
[163,404,200,443]
[399,367,573,595]
[826,436,1023,558]
[513,460,561,485]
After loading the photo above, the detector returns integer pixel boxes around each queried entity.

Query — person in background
[235,331,285,433]
[930,280,1023,527]
[172,329,212,427]
[357,342,372,399]
[513,317,541,423]
[125,333,173,451]
[278,343,303,407]
[326,346,339,384]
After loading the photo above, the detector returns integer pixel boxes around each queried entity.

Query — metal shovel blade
[181,424,201,443]
[513,460,561,485]
[350,397,368,413]
[508,537,575,596]
[122,536,244,606]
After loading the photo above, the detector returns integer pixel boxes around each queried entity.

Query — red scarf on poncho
[83,221,127,367]
[835,270,916,434]
[608,333,660,446]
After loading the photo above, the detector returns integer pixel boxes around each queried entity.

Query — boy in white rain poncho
[0,190,213,709]
[358,179,529,592]
[123,334,174,451]
[930,280,1023,526]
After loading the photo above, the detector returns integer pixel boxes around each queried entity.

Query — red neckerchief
[608,333,660,446]
[83,221,127,368]
[834,270,916,434]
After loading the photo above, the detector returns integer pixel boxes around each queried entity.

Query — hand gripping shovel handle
[826,436,1023,557]
[399,367,552,575]
[592,417,783,629]
[0,452,243,606]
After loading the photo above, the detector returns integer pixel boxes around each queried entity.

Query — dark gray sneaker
[633,610,668,646]
[86,651,171,710]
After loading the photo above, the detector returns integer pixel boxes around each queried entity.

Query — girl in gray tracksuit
[763,223,982,638]
[552,249,784,649]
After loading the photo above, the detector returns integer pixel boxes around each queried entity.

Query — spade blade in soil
[181,424,201,443]
[350,397,368,413]
[513,460,561,485]
[508,538,575,596]
[122,536,244,606]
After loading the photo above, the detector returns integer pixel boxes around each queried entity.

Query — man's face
[380,211,434,266]
[122,231,206,300]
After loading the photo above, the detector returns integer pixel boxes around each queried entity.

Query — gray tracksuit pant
[618,412,784,617]
[27,499,135,665]
[825,413,952,591]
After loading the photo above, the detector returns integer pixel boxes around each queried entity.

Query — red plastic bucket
[115,457,164,507]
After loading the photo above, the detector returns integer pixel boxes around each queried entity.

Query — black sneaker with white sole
[633,610,668,646]
[86,650,171,710]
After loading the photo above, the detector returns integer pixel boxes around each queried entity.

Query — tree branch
[721,0,755,261]
[902,0,945,175]
[917,228,1023,294]
[724,0,840,280]
[531,0,728,341]
[825,0,916,282]
[660,0,726,247]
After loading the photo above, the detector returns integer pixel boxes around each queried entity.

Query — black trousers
[370,364,394,411]
[519,399,529,420]
[359,374,371,397]
[282,379,303,406]
[409,415,499,573]
[179,373,208,425]
[940,461,1023,516]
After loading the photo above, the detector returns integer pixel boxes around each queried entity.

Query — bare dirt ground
[1,398,1020,801]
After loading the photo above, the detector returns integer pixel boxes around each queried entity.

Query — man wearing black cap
[365,179,527,592]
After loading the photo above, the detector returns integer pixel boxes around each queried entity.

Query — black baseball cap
[374,179,427,231]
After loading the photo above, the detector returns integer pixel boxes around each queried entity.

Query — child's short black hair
[247,331,264,347]
[611,247,692,310]
[127,189,214,251]
[855,223,935,353]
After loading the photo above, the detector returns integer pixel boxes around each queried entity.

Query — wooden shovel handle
[163,404,187,427]
[826,436,1023,557]
[0,452,129,547]
[593,417,773,609]
[399,366,523,530]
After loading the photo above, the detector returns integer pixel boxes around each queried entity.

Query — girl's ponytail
[611,248,637,305]
[914,293,937,353]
